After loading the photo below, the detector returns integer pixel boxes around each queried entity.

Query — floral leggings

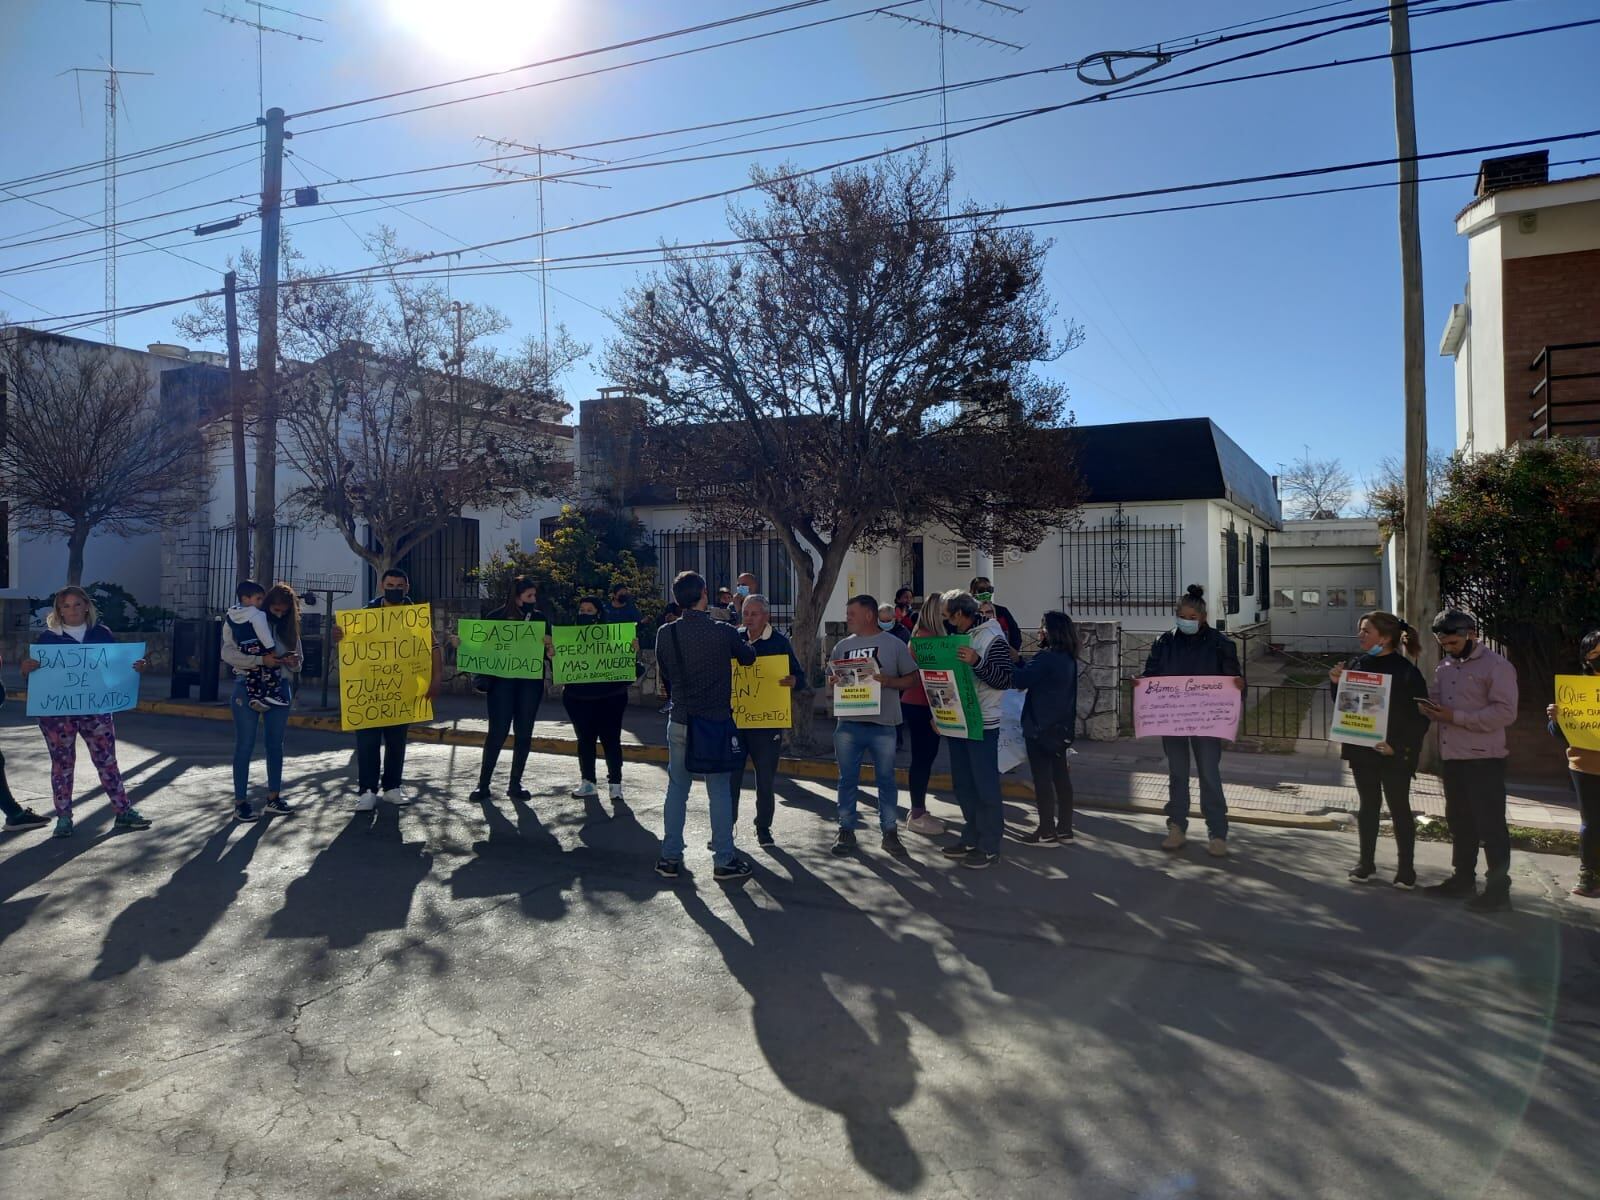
[39,715,131,818]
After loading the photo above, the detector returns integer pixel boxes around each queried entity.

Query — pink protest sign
[1132,675,1242,740]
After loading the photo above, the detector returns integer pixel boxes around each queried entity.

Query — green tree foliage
[477,506,663,635]
[1431,439,1600,689]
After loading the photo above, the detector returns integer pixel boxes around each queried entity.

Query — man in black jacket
[731,594,807,847]
[655,570,757,882]
[969,575,1023,653]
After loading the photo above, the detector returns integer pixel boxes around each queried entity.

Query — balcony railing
[1529,341,1600,439]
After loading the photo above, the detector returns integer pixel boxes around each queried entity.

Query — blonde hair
[47,585,99,632]
[915,592,947,637]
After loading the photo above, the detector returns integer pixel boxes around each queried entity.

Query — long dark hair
[1581,628,1600,675]
[504,574,539,614]
[1041,610,1080,658]
[263,582,301,653]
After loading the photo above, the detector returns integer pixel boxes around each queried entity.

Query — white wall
[1464,220,1506,452]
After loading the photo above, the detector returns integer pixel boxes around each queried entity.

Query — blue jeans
[232,677,289,803]
[834,721,899,832]
[1163,736,1228,840]
[947,729,1002,855]
[660,721,737,867]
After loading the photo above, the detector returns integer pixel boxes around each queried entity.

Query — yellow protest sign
[732,654,792,729]
[337,603,434,731]
[1555,674,1600,751]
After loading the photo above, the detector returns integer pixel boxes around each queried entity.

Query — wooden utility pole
[254,105,285,584]
[224,270,250,584]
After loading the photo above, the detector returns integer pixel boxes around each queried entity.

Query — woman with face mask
[1139,585,1244,858]
[470,576,549,803]
[562,596,635,802]
[1328,611,1429,888]
[877,603,911,645]
[1548,629,1600,899]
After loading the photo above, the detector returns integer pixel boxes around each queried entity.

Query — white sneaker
[608,782,624,801]
[1161,822,1187,851]
[383,788,411,807]
[571,780,598,799]
[907,812,945,837]
[353,791,378,812]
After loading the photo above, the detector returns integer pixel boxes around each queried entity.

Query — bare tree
[1361,451,1452,525]
[1279,452,1353,520]
[0,330,199,584]
[606,156,1084,746]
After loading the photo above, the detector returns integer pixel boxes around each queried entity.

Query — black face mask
[615,594,631,606]
[577,612,598,625]
[383,587,407,605]
[1451,639,1476,660]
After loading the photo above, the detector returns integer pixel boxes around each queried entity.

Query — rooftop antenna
[206,2,323,142]
[65,0,152,343]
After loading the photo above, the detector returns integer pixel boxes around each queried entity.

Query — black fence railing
[648,528,800,628]
[1063,507,1184,615]
[1529,340,1600,439]
[208,525,298,614]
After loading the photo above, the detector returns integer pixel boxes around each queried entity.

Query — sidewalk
[4,672,1582,833]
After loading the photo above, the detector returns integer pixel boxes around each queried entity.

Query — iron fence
[1063,507,1183,615]
[208,526,298,614]
[648,528,799,627]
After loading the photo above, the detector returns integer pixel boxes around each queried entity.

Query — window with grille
[1063,509,1183,614]
[1223,528,1241,615]
[1244,530,1255,595]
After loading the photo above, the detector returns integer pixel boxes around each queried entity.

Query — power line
[0,138,260,209]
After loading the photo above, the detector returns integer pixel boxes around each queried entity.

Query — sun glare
[386,0,565,68]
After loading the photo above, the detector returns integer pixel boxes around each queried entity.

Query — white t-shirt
[61,623,88,642]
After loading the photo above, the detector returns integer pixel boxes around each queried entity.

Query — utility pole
[254,105,285,584]
[224,270,251,584]
[1388,3,1435,664]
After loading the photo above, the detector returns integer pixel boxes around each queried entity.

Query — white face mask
[1176,617,1201,635]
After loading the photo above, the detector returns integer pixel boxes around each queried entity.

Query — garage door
[1270,567,1381,651]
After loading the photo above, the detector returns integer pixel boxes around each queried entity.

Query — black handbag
[665,624,744,774]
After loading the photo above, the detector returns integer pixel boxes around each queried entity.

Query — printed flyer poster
[1132,675,1242,740]
[1555,674,1600,751]
[829,656,882,717]
[1329,669,1392,746]
[910,636,984,740]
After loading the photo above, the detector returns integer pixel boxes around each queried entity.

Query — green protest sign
[910,636,985,740]
[456,619,545,679]
[550,622,637,685]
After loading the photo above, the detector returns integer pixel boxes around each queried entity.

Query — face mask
[1366,644,1389,656]
[578,612,597,625]
[383,587,407,605]
[1175,617,1201,636]
[735,585,750,598]
[878,620,895,632]
[975,591,994,604]
[615,594,631,605]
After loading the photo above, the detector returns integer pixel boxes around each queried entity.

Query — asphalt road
[1,712,1597,1199]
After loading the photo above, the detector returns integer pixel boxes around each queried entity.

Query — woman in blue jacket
[1010,610,1080,845]
[1140,585,1243,857]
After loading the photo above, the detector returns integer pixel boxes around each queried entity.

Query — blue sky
[2,0,1597,505]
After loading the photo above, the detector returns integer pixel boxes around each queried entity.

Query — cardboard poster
[337,604,434,731]
[1329,669,1392,746]
[910,636,984,740]
[829,656,881,717]
[26,641,144,717]
[550,622,637,685]
[1132,675,1241,740]
[732,654,793,729]
[456,619,545,679]
[1554,674,1600,751]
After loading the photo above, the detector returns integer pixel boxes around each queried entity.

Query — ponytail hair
[1360,610,1418,656]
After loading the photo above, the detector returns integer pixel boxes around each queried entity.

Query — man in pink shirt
[1419,609,1519,912]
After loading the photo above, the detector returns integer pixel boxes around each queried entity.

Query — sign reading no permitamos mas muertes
[26,642,145,717]
[337,604,434,731]
[550,623,637,686]
[1330,669,1392,746]
[1132,675,1241,740]
[456,619,546,680]
[1556,674,1600,751]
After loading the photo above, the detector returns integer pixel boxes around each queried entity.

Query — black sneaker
[1424,874,1477,899]
[263,797,293,815]
[1057,831,1076,845]
[1466,887,1512,914]
[755,827,776,848]
[1019,829,1058,847]
[714,858,754,883]
[1393,867,1417,891]
[234,803,259,823]
[831,828,857,857]
[881,829,909,857]
[3,808,50,832]
[941,842,977,858]
[654,857,682,880]
[469,786,493,802]
[508,784,532,801]
[1348,862,1377,883]
[961,849,999,870]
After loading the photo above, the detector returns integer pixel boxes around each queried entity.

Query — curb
[12,691,1343,832]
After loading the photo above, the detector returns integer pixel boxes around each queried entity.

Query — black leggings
[1348,752,1415,869]
[564,691,627,785]
[479,679,543,790]
[904,702,940,813]
[1025,737,1074,837]
[0,748,22,820]
[1574,770,1600,875]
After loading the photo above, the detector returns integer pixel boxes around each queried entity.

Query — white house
[1439,150,1600,453]
[575,394,1282,640]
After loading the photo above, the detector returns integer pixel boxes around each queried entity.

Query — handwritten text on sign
[550,623,636,686]
[1556,674,1600,751]
[457,619,545,680]
[1132,675,1241,740]
[26,642,144,717]
[338,604,434,731]
[732,654,792,729]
